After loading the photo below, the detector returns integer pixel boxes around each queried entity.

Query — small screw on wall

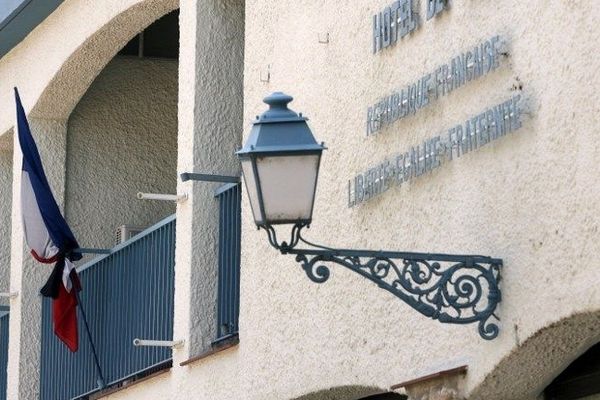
[260,65,271,83]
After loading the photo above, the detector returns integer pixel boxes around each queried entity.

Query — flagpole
[75,291,106,389]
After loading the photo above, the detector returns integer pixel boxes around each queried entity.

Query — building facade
[0,1,599,399]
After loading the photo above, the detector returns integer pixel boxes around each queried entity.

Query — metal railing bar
[77,214,176,273]
[71,359,173,400]
[41,217,176,400]
[214,182,239,197]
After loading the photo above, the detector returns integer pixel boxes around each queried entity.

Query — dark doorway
[359,393,407,400]
[545,342,600,400]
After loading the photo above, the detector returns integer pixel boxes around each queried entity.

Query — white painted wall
[65,56,178,251]
[105,1,600,400]
[0,147,12,301]
[0,0,598,399]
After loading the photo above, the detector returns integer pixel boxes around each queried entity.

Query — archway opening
[64,9,179,253]
[359,393,407,400]
[544,341,600,400]
[39,8,181,399]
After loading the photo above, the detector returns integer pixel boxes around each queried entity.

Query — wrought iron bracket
[261,223,502,340]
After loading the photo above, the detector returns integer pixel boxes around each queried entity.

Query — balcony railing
[0,307,8,400]
[40,214,176,400]
[215,183,241,342]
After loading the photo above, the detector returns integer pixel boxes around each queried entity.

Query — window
[118,10,179,59]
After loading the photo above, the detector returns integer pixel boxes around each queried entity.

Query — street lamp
[237,92,503,340]
[237,92,324,226]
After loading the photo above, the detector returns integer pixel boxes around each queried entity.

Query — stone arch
[30,0,178,121]
[469,310,600,400]
[291,385,397,400]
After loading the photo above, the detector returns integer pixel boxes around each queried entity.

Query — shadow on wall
[469,310,600,400]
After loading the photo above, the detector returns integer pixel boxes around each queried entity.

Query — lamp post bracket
[180,173,240,183]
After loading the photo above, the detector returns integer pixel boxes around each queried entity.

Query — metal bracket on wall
[133,338,184,349]
[263,223,503,340]
[260,65,271,83]
[180,173,240,184]
[137,192,188,202]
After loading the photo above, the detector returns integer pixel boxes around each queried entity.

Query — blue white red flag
[15,87,82,352]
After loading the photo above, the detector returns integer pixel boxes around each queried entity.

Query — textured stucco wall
[173,0,244,361]
[103,0,600,399]
[236,1,600,399]
[0,147,12,300]
[2,0,599,399]
[65,56,178,251]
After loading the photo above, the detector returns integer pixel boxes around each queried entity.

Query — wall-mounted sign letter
[426,0,447,20]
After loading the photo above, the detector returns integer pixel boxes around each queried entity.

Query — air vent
[115,225,146,244]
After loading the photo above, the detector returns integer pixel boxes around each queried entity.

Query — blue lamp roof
[237,92,325,156]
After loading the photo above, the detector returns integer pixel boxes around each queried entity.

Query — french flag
[15,88,83,352]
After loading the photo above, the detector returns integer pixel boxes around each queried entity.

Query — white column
[0,145,13,304]
[174,0,245,362]
[6,118,67,400]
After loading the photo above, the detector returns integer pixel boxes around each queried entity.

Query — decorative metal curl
[261,223,503,340]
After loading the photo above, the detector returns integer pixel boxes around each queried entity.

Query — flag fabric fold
[15,87,82,352]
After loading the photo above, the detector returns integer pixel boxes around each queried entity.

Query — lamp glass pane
[256,154,320,223]
[241,158,264,224]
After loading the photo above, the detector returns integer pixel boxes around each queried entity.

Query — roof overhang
[0,0,65,59]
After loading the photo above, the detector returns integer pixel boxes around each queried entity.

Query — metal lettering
[494,104,505,136]
[383,7,392,48]
[395,154,404,184]
[390,2,400,44]
[373,13,382,53]
[486,110,496,140]
[456,124,465,156]
[407,0,417,32]
[356,175,364,202]
[352,96,526,206]
[399,0,410,37]
[464,120,473,153]
[427,0,446,20]
[430,136,441,168]
[421,73,431,107]
[440,64,450,96]
[511,95,522,130]
[483,40,493,73]
[452,54,466,89]
[366,36,508,138]
[478,113,488,146]
[490,35,501,70]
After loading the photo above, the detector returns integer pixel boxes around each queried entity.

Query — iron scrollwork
[262,223,503,340]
